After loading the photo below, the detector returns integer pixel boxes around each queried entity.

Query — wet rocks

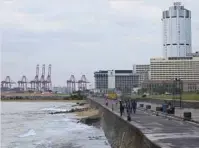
[79,114,101,125]
[50,107,89,114]
[88,136,105,140]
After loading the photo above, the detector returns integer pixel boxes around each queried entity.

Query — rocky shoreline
[49,106,90,114]
[0,96,86,102]
[49,101,101,126]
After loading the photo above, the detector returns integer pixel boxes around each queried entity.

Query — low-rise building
[150,56,199,81]
[94,70,139,94]
[133,64,150,86]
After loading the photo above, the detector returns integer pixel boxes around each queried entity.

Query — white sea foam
[40,104,85,112]
[64,121,91,132]
[41,108,67,112]
[62,118,74,122]
[19,129,36,138]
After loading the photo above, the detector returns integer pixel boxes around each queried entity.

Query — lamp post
[173,78,183,108]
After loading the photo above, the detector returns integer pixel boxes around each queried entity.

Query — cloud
[1,0,199,85]
[108,0,162,20]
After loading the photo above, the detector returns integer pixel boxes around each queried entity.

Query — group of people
[119,99,137,121]
[105,98,137,121]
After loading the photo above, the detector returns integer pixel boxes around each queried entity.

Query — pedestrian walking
[119,100,124,116]
[127,106,131,121]
[124,100,127,114]
[105,98,108,106]
[130,100,133,114]
[112,100,114,111]
[132,100,137,114]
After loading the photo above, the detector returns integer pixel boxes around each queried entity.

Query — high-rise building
[94,70,139,94]
[162,2,192,58]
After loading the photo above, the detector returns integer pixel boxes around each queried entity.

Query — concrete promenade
[92,97,199,148]
[137,101,199,122]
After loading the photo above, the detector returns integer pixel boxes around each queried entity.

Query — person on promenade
[127,104,131,121]
[105,98,108,106]
[112,104,113,111]
[126,100,129,115]
[130,100,133,114]
[119,100,124,116]
[116,98,118,106]
[132,100,137,114]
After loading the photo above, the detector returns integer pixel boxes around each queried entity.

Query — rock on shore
[77,108,101,126]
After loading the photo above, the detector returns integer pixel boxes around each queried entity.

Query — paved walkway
[136,102,199,122]
[92,97,199,148]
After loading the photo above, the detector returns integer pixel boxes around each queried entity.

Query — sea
[1,101,110,148]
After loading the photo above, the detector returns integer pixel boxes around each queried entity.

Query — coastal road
[91,97,199,148]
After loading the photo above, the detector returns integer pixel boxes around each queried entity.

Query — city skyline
[1,0,199,86]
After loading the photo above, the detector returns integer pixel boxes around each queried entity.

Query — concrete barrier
[184,112,192,121]
[88,98,160,148]
[140,104,144,108]
[156,107,162,111]
[146,105,151,109]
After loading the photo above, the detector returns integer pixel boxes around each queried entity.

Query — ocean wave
[19,129,36,138]
[41,108,67,112]
[40,105,85,113]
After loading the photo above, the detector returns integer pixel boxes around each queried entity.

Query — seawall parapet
[88,98,160,148]
[88,97,199,148]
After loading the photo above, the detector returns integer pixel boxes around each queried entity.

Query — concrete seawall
[88,98,160,148]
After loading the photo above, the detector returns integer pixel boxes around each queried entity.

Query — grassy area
[132,93,199,101]
[54,93,70,97]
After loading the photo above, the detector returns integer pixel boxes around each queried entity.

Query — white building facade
[94,70,139,94]
[133,64,150,86]
[150,57,199,81]
[162,2,192,58]
[108,70,115,89]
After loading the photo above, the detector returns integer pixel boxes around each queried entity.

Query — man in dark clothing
[119,100,124,116]
[127,105,131,121]
[132,100,137,114]
[130,100,133,114]
[124,100,127,114]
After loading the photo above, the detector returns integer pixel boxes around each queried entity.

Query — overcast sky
[1,0,199,86]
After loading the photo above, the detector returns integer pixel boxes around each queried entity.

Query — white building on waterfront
[94,70,139,94]
[162,2,192,58]
[150,56,199,81]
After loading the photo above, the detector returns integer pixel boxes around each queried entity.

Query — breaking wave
[19,129,36,138]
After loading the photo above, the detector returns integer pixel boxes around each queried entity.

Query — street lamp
[172,78,183,108]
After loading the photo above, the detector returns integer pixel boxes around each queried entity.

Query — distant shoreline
[1,99,82,102]
[1,94,85,102]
